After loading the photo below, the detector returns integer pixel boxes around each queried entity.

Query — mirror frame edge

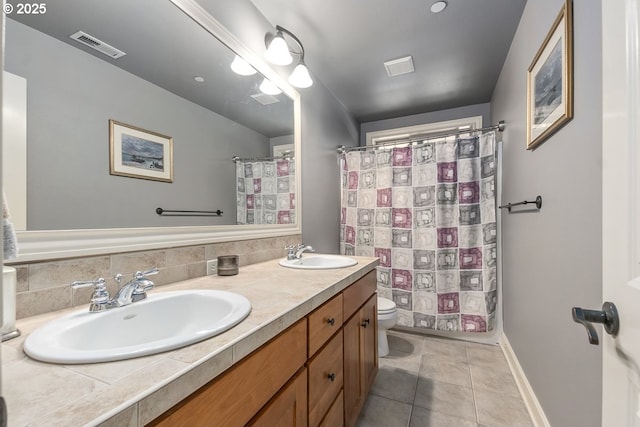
[8,0,302,264]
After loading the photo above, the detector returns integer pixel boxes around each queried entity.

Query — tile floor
[356,329,534,427]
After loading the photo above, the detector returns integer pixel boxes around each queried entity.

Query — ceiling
[7,0,294,138]
[250,0,527,123]
[8,0,527,134]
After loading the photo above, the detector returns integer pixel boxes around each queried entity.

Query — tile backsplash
[9,235,301,319]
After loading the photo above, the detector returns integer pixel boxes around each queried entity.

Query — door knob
[571,302,619,345]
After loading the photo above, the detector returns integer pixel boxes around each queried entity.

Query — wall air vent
[250,93,280,106]
[384,56,415,77]
[69,31,126,59]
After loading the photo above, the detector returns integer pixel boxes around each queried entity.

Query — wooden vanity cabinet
[148,269,378,427]
[148,319,307,427]
[343,273,378,427]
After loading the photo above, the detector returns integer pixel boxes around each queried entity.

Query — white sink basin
[23,290,251,364]
[278,254,358,270]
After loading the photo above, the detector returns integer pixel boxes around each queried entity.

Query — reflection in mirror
[4,0,295,231]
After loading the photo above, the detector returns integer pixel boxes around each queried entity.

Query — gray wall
[491,1,602,426]
[6,18,269,230]
[196,0,360,254]
[360,103,491,146]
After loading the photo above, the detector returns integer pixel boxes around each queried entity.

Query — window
[365,116,483,148]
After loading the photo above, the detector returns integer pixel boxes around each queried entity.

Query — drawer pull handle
[361,318,371,328]
[327,372,336,382]
[327,317,335,326]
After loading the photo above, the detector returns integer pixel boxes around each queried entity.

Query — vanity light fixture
[230,55,257,76]
[264,25,313,89]
[259,78,283,95]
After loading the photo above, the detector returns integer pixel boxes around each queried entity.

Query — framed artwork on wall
[109,119,174,182]
[526,0,573,150]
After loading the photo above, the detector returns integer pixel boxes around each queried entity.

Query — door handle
[571,302,619,345]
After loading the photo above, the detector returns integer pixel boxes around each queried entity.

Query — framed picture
[526,0,573,150]
[109,120,173,182]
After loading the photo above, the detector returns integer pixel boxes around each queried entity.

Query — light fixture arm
[272,25,306,60]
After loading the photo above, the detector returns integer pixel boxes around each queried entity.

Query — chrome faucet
[71,268,158,312]
[113,268,157,306]
[285,244,315,260]
[295,244,315,259]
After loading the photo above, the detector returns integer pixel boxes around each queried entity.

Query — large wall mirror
[4,0,301,261]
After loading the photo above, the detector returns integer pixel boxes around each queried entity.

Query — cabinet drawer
[319,389,344,427]
[308,294,343,356]
[343,270,376,320]
[149,319,307,427]
[308,329,344,427]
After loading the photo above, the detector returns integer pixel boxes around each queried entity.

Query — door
[602,0,640,425]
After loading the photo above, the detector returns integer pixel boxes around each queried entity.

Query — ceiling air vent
[384,56,415,77]
[69,31,126,59]
[250,93,280,106]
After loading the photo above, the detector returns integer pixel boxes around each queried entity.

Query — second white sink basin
[23,290,251,364]
[279,254,358,270]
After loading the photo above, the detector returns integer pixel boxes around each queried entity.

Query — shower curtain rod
[336,120,505,154]
[232,152,293,163]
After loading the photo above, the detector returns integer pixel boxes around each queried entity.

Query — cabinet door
[343,312,364,427]
[249,368,308,427]
[361,295,378,392]
[343,295,378,427]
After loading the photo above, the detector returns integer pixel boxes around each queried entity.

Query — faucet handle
[135,267,159,279]
[70,278,110,308]
[71,277,107,290]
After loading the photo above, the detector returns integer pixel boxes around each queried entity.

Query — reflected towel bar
[499,196,542,212]
[156,208,223,217]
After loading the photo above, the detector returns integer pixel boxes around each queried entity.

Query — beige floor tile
[379,348,422,375]
[422,335,469,363]
[409,406,478,427]
[370,366,418,404]
[370,330,533,427]
[418,353,472,388]
[467,342,510,372]
[387,329,426,354]
[470,363,520,397]
[474,388,533,427]
[413,378,476,422]
[356,394,412,427]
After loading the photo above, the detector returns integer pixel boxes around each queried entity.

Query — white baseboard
[501,333,551,427]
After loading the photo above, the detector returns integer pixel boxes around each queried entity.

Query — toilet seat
[377,297,396,314]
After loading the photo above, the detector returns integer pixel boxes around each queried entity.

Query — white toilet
[377,296,398,357]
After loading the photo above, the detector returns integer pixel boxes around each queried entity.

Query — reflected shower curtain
[340,132,497,332]
[236,159,296,224]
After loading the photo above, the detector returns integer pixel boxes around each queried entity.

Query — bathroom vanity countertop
[2,255,379,427]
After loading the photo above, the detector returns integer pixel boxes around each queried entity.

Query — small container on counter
[217,255,239,276]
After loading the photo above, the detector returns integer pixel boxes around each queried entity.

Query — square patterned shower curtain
[236,159,296,225]
[340,132,497,333]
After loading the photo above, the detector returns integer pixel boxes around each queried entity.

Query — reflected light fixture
[230,55,257,76]
[264,25,313,89]
[430,1,447,13]
[259,78,283,95]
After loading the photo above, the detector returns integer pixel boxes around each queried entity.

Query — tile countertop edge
[4,255,379,427]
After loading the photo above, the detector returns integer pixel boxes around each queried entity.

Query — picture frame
[109,119,173,182]
[526,0,573,150]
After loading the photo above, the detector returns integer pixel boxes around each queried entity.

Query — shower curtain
[236,158,296,224]
[340,132,497,332]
